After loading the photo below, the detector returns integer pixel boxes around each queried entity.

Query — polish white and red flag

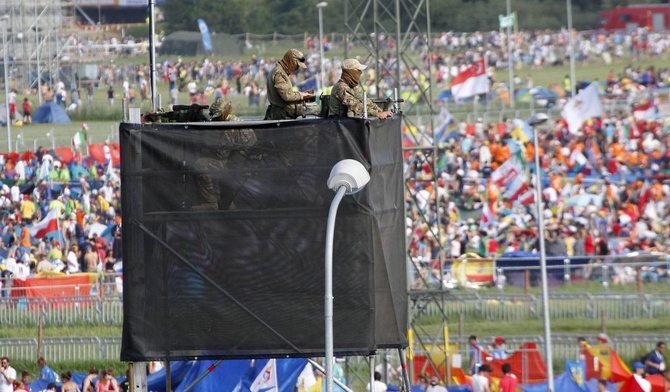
[29,208,60,239]
[632,101,656,121]
[450,58,489,100]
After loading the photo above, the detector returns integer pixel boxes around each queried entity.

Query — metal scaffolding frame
[344,0,454,386]
[1,0,72,104]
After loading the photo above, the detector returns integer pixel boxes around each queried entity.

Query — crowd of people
[7,26,669,124]
[406,62,670,287]
[0,141,122,296]
[0,356,169,392]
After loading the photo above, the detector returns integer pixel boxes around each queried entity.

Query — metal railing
[0,336,122,362]
[0,295,123,326]
[418,291,670,321]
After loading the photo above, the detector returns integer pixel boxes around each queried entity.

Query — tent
[138,359,307,392]
[158,31,243,56]
[33,102,71,124]
[520,372,583,392]
[479,342,547,384]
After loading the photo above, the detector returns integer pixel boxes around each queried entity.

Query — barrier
[420,291,670,322]
[42,336,102,361]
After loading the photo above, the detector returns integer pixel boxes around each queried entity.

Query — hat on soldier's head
[342,58,367,71]
[290,49,307,69]
[209,98,231,119]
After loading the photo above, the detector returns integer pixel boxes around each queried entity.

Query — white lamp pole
[1,14,11,152]
[567,0,576,96]
[529,113,553,392]
[317,2,328,93]
[325,159,370,392]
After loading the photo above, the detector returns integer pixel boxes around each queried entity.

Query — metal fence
[0,336,122,362]
[420,292,670,321]
[0,295,123,326]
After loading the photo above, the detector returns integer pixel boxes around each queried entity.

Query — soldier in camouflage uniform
[193,98,261,210]
[328,58,393,120]
[264,49,315,120]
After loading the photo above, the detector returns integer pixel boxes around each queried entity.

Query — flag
[37,161,51,183]
[502,175,530,202]
[566,360,586,388]
[106,160,120,183]
[197,19,213,52]
[296,75,318,93]
[619,375,645,392]
[510,118,533,143]
[29,208,60,239]
[480,202,496,230]
[632,101,656,120]
[434,106,456,144]
[450,58,489,100]
[72,129,89,153]
[250,359,278,392]
[518,189,535,205]
[499,12,515,29]
[491,155,524,187]
[561,83,603,134]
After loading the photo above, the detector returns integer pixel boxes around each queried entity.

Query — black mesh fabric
[120,116,407,361]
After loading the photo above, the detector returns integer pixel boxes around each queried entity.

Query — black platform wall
[120,116,407,361]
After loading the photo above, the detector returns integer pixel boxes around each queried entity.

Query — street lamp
[325,159,370,392]
[529,113,554,392]
[317,2,328,93]
[1,14,10,152]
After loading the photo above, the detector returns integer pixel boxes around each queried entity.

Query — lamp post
[1,14,10,152]
[317,2,328,93]
[566,0,576,97]
[325,159,370,392]
[529,113,553,391]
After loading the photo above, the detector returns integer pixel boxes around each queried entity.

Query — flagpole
[506,0,514,109]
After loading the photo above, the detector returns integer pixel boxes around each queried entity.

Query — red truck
[599,4,670,32]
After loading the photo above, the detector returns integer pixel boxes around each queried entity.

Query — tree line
[161,0,669,35]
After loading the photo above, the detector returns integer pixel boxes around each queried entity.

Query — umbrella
[565,193,602,207]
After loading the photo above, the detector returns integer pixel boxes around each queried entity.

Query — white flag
[250,359,278,392]
[561,83,603,134]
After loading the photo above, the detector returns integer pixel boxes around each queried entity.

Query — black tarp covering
[120,116,407,361]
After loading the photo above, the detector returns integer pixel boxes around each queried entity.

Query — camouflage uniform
[265,67,303,120]
[264,49,307,120]
[194,99,260,210]
[328,80,382,118]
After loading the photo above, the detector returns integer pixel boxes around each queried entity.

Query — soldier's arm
[274,73,304,103]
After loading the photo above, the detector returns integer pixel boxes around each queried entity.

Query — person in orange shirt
[609,140,624,161]
[19,221,31,248]
[498,143,511,162]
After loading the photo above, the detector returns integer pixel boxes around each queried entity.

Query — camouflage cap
[209,98,232,118]
[342,58,367,71]
[290,49,307,69]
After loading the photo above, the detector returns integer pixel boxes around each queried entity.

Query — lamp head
[316,2,328,8]
[528,112,549,126]
[327,159,370,195]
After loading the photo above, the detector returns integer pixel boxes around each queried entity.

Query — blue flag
[197,19,213,52]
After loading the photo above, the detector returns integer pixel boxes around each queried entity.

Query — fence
[0,295,123,326]
[0,336,122,362]
[419,291,670,321]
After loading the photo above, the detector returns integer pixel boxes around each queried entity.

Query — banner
[197,19,213,53]
[499,12,516,29]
